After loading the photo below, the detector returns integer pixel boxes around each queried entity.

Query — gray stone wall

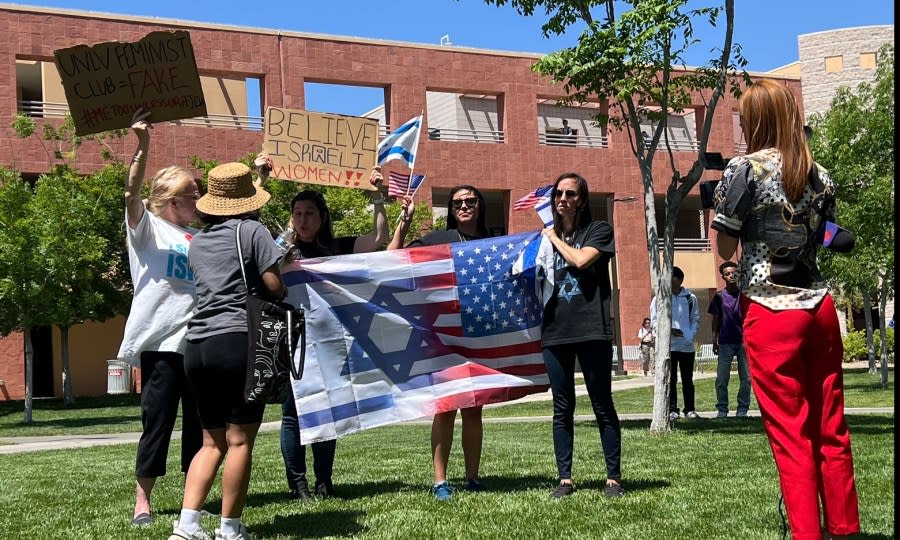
[798,25,893,118]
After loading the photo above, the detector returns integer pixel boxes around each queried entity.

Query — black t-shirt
[407,228,482,247]
[541,221,615,347]
[294,236,357,259]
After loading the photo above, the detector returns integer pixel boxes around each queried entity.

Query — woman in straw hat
[169,162,284,540]
[119,109,202,527]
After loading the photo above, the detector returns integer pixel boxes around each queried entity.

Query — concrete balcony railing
[538,132,609,148]
[427,127,504,143]
[657,238,712,252]
[18,100,264,130]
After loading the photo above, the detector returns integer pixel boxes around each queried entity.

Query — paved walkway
[1,368,891,455]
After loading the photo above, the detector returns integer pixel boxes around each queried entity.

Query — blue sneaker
[431,481,453,501]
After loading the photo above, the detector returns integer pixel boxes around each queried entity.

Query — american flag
[513,185,554,210]
[387,171,426,198]
[281,231,550,443]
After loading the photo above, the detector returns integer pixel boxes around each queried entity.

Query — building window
[824,55,843,73]
[425,91,504,143]
[536,100,607,148]
[859,52,877,69]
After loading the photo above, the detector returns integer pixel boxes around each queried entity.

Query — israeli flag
[377,115,422,167]
[535,197,554,227]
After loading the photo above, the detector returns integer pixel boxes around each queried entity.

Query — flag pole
[404,111,424,197]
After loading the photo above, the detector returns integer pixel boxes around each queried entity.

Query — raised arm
[353,167,389,253]
[124,109,152,229]
[387,195,415,251]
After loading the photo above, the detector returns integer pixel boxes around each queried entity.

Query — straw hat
[196,162,270,216]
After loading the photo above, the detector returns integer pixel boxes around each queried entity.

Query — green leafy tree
[808,44,894,386]
[481,0,748,431]
[0,168,45,423]
[30,164,131,405]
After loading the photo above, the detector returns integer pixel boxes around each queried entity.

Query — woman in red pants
[711,79,859,540]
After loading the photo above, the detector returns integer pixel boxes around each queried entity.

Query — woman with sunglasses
[388,185,490,501]
[540,173,623,499]
[119,109,202,526]
[277,168,389,502]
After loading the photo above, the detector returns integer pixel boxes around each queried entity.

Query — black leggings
[135,351,202,477]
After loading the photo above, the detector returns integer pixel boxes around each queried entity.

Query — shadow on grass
[2,415,140,430]
[256,509,367,539]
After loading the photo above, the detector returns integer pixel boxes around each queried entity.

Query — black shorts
[185,332,264,429]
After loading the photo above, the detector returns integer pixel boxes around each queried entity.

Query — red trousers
[741,293,860,540]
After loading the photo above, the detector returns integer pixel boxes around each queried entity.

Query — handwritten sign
[53,30,207,136]
[262,107,378,190]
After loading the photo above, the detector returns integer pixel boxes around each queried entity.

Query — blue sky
[14,0,895,116]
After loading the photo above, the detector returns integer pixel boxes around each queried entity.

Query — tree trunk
[61,325,75,406]
[863,291,876,373]
[24,325,33,424]
[878,285,889,389]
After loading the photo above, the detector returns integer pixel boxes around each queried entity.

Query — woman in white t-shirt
[119,109,203,527]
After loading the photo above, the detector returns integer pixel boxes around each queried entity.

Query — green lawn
[0,415,892,539]
[0,367,891,436]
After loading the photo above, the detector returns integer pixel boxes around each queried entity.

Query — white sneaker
[169,521,214,540]
[215,523,256,540]
[668,411,680,421]
[685,411,701,419]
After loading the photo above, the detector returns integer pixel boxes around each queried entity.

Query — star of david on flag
[280,231,551,443]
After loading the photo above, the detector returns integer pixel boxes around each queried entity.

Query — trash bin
[107,359,132,394]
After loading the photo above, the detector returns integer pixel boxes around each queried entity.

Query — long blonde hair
[738,79,812,202]
[145,166,194,216]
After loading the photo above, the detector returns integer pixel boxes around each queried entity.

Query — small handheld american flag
[513,185,553,210]
[387,171,426,198]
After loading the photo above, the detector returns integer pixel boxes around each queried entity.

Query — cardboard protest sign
[262,107,378,191]
[53,30,207,136]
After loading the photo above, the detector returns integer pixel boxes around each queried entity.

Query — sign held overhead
[262,106,379,190]
[53,30,207,135]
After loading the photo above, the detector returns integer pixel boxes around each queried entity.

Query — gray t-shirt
[187,219,282,340]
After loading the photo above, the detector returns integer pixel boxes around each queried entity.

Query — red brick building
[0,4,802,399]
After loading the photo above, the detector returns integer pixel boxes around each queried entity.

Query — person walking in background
[637,317,655,376]
[170,162,283,540]
[650,266,700,420]
[712,78,859,539]
[278,170,388,501]
[709,261,750,418]
[539,172,623,499]
[119,109,202,527]
[388,185,490,501]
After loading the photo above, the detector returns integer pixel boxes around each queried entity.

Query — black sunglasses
[451,197,479,209]
[554,189,578,199]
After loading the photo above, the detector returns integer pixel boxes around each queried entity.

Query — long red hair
[738,79,812,202]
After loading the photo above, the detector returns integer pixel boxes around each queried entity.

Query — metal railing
[654,139,700,152]
[538,133,609,148]
[656,238,711,251]
[734,142,747,154]
[427,127,504,143]
[18,100,264,130]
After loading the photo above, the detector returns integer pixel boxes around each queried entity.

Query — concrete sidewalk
[1,367,891,455]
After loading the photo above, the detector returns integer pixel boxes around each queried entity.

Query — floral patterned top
[711,148,835,311]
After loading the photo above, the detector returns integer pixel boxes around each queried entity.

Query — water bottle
[275,228,296,263]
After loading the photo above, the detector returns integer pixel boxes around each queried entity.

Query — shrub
[842,330,867,361]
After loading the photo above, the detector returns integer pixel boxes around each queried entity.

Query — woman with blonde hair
[712,79,859,539]
[119,110,202,526]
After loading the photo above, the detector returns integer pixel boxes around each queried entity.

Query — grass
[0,415,893,539]
[0,368,891,436]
